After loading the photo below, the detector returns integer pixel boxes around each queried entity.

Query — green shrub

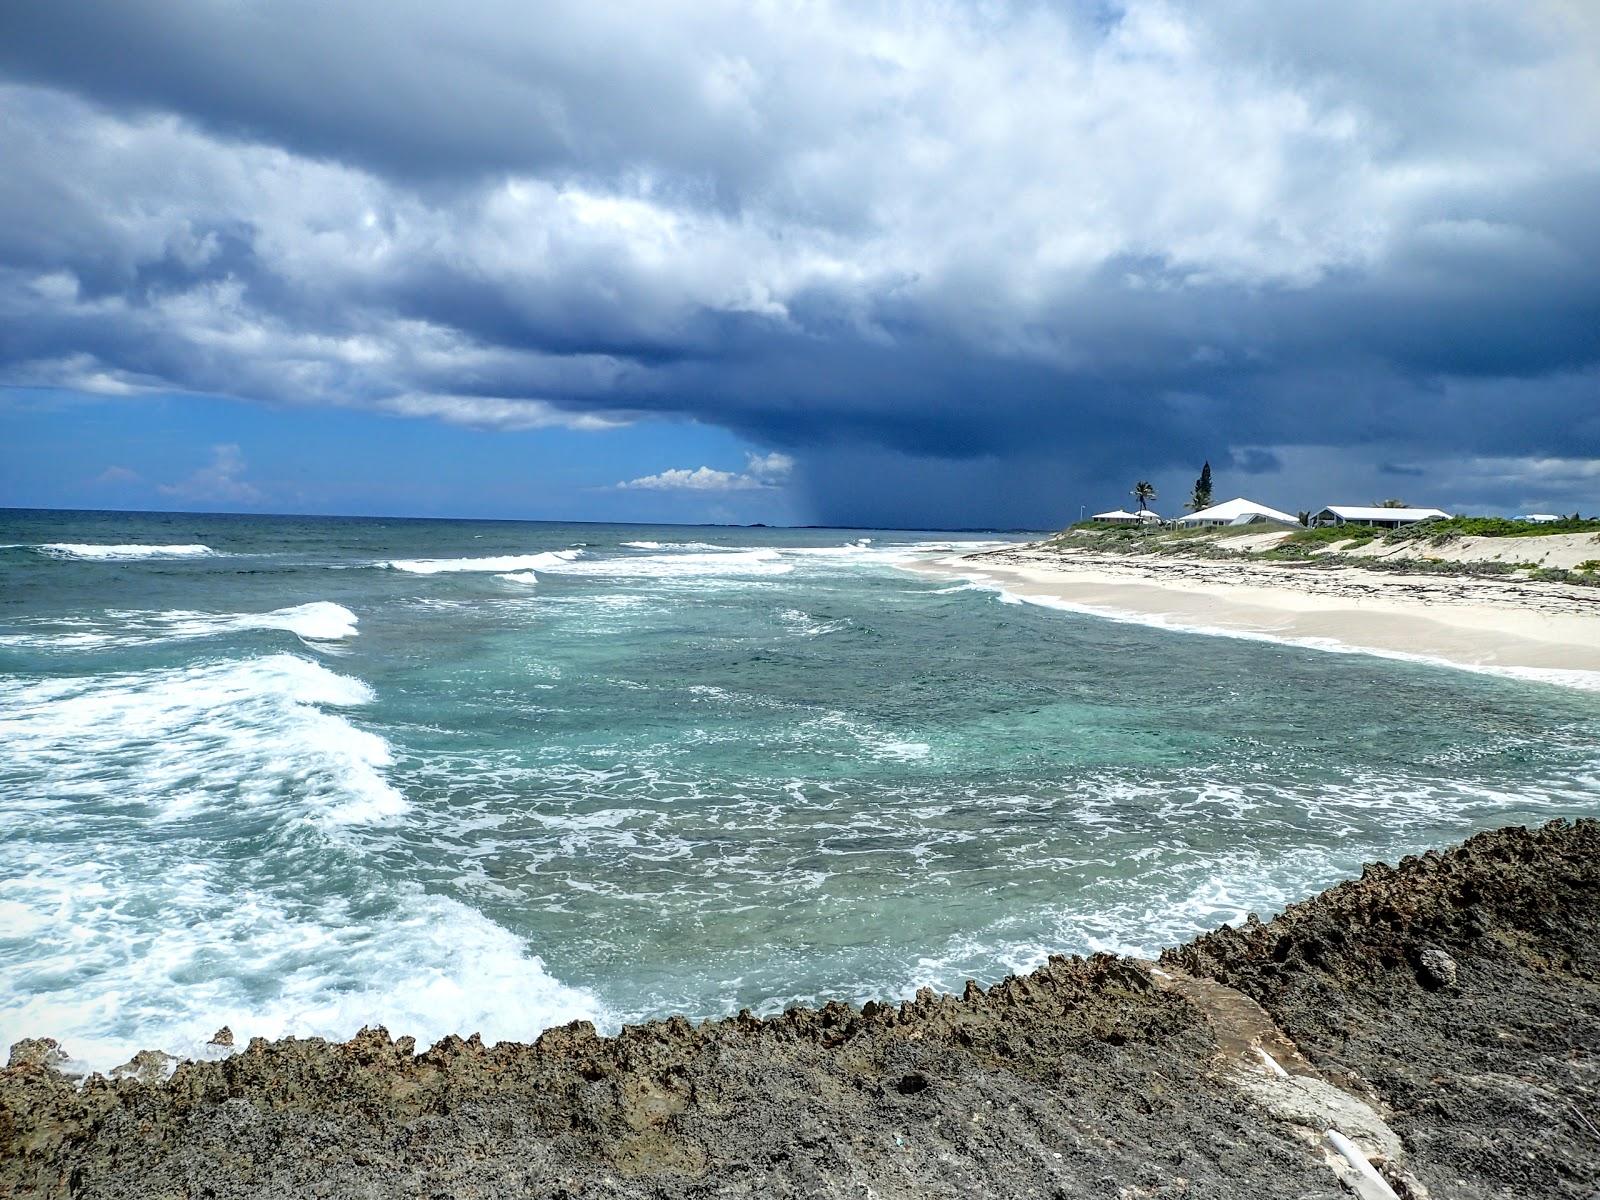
[1285,525,1380,548]
[1386,516,1600,542]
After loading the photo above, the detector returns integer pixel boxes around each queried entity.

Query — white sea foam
[0,653,402,826]
[0,602,359,650]
[496,571,540,584]
[541,548,794,579]
[778,608,849,637]
[182,601,359,642]
[0,652,604,1074]
[778,538,877,556]
[621,540,740,551]
[0,864,606,1077]
[35,543,217,561]
[385,549,583,574]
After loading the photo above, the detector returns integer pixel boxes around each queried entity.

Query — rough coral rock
[2,819,1596,1200]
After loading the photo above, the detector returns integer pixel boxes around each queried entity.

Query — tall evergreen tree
[1188,461,1213,512]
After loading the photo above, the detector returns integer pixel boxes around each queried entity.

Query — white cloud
[377,393,631,431]
[616,451,795,492]
[617,465,756,491]
[744,451,794,482]
[158,444,264,504]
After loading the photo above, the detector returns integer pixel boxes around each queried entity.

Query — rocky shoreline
[5,819,1598,1198]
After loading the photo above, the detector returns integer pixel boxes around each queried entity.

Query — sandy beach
[913,542,1600,682]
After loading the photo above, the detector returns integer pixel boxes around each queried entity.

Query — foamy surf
[385,549,583,574]
[0,649,563,1072]
[6,512,1598,1098]
[538,548,793,578]
[0,864,605,1078]
[0,653,403,826]
[621,541,742,552]
[0,602,359,650]
[34,543,217,561]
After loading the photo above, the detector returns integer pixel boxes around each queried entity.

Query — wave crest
[385,550,583,575]
[35,543,216,561]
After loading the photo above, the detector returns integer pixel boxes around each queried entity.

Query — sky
[1,0,1597,528]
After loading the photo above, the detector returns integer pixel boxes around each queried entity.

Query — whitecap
[620,541,737,552]
[384,549,583,575]
[778,608,848,637]
[0,870,606,1077]
[541,548,792,579]
[0,603,359,649]
[0,653,401,826]
[35,543,216,561]
[0,653,535,1072]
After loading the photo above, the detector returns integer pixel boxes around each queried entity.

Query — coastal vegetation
[1052,515,1600,586]
[1284,525,1382,548]
[1386,514,1600,540]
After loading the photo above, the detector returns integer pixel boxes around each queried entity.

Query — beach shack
[1311,505,1450,529]
[1091,508,1162,526]
[1174,497,1298,528]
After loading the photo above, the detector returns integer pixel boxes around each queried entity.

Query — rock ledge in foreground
[4,819,1597,1199]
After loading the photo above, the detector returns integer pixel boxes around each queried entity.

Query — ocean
[3,508,1598,1072]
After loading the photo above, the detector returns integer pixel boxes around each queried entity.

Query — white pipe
[1324,1129,1399,1199]
[1253,1046,1288,1078]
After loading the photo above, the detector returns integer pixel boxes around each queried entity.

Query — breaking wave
[384,550,584,575]
[33,543,217,561]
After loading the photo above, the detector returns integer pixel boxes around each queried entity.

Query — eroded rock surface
[4,819,1596,1199]
[1166,818,1600,1198]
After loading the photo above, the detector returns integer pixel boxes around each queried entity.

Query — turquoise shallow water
[3,508,1599,1070]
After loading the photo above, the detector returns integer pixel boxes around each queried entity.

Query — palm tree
[1132,481,1156,513]
[1378,498,1407,508]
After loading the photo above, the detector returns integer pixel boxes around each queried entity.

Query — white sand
[910,545,1600,685]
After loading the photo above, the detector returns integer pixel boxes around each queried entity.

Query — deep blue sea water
[3,508,1598,1071]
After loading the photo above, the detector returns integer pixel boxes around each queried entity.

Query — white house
[1519,514,1561,524]
[1175,497,1298,528]
[1312,505,1451,529]
[1091,508,1162,525]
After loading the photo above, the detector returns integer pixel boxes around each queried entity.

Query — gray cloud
[1,1,1598,523]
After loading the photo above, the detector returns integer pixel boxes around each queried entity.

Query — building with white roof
[1174,497,1298,528]
[1312,505,1451,529]
[1090,508,1162,525]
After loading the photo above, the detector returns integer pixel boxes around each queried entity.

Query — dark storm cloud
[1,0,1598,522]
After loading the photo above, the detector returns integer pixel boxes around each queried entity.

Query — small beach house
[1091,509,1162,525]
[1174,497,1298,528]
[1311,505,1450,529]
